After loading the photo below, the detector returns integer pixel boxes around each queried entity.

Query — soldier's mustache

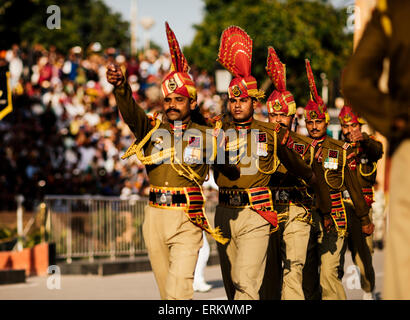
[166,108,180,114]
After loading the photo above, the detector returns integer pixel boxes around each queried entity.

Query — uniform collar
[167,120,191,138]
[169,121,188,132]
[314,135,326,145]
[233,118,253,131]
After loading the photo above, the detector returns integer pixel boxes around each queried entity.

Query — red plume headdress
[338,105,365,125]
[304,59,329,123]
[217,26,264,100]
[161,22,197,100]
[265,46,296,116]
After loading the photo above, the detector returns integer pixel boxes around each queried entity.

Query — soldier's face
[163,93,197,122]
[268,112,293,129]
[341,121,360,142]
[228,96,255,122]
[306,118,327,139]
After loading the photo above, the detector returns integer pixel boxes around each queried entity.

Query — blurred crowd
[0,43,310,211]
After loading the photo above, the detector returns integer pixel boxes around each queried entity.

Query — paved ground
[0,249,384,300]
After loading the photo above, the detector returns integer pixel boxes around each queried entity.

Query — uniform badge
[360,158,368,164]
[158,192,172,205]
[232,85,242,97]
[343,113,352,123]
[279,190,289,202]
[256,132,267,143]
[230,194,242,206]
[184,147,201,164]
[348,158,357,170]
[294,143,305,155]
[273,100,282,111]
[255,132,268,157]
[324,149,339,170]
[167,78,177,92]
[256,142,268,157]
[160,193,167,203]
[309,110,318,120]
[188,136,201,148]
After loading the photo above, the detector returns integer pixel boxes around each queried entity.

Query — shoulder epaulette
[147,112,160,127]
[252,120,281,133]
[326,136,349,149]
[289,131,313,145]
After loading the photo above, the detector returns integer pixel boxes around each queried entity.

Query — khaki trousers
[280,205,311,300]
[142,205,203,300]
[215,205,270,300]
[259,205,311,300]
[384,139,410,300]
[315,211,348,300]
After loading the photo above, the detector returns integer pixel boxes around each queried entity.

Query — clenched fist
[350,126,364,143]
[106,63,124,87]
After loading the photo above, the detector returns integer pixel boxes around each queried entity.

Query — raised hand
[106,63,124,87]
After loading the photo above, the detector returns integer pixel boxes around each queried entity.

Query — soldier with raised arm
[338,105,383,300]
[303,59,374,300]
[106,22,227,300]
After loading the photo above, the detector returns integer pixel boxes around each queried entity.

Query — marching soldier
[338,105,383,300]
[304,59,374,300]
[342,0,410,300]
[106,22,228,300]
[262,47,317,300]
[214,26,316,300]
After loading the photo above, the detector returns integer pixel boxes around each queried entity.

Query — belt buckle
[229,194,242,207]
[158,192,172,205]
[277,190,289,202]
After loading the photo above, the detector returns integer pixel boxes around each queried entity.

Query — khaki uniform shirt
[214,119,313,189]
[313,136,371,226]
[114,82,215,187]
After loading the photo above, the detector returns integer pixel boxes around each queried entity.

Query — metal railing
[45,195,218,263]
[45,195,148,263]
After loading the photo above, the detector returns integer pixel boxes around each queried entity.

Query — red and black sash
[219,187,277,227]
[330,190,348,236]
[247,187,278,227]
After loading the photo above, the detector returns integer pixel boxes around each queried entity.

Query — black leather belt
[149,191,187,206]
[219,190,250,207]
